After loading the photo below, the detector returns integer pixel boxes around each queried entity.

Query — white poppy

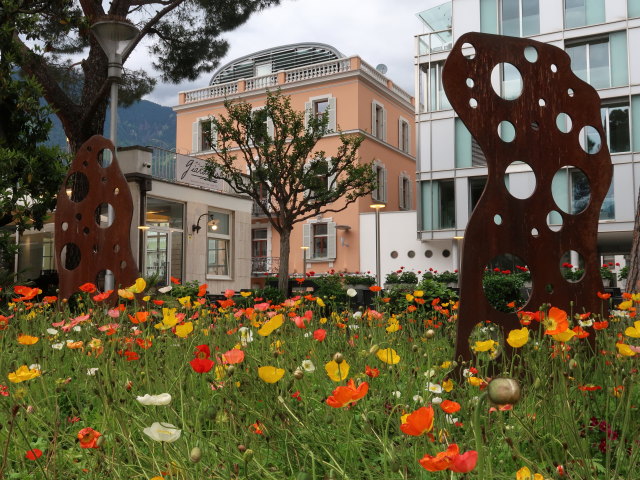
[391,391,402,398]
[412,395,424,403]
[51,342,64,350]
[353,311,363,320]
[431,396,443,405]
[158,286,173,294]
[346,288,357,298]
[87,368,99,376]
[301,360,315,372]
[136,393,172,406]
[143,422,181,442]
[426,382,443,394]
[46,328,58,335]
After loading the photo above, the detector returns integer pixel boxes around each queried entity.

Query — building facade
[415,0,640,279]
[174,43,416,287]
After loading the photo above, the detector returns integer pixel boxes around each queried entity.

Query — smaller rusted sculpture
[442,33,612,361]
[55,135,138,300]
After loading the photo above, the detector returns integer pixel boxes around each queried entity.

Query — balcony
[416,29,453,55]
[252,256,279,275]
[179,56,413,106]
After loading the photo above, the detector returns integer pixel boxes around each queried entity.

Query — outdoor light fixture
[137,225,150,231]
[192,213,218,233]
[369,203,386,288]
[301,246,310,277]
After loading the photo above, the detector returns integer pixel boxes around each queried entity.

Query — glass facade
[601,103,630,154]
[502,0,539,37]
[418,63,451,112]
[422,180,456,230]
[631,0,640,18]
[145,197,184,284]
[565,0,605,29]
[207,211,231,277]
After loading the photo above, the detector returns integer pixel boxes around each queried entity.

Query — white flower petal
[143,422,181,442]
[136,393,172,406]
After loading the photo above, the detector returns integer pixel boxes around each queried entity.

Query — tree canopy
[205,90,377,293]
[7,0,280,152]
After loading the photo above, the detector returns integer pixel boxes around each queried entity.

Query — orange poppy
[418,444,459,471]
[128,311,149,324]
[544,307,568,335]
[78,283,97,293]
[369,285,382,292]
[13,286,41,302]
[440,400,461,414]
[400,406,434,436]
[92,291,113,302]
[572,326,590,338]
[597,292,611,300]
[197,284,208,297]
[77,427,101,448]
[326,379,368,408]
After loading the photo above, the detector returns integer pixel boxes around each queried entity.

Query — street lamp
[91,19,139,291]
[301,246,310,278]
[370,203,385,288]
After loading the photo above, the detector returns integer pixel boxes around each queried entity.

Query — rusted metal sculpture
[55,135,138,300]
[442,33,612,361]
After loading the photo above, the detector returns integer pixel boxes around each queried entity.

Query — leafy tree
[0,3,66,280]
[8,0,280,153]
[205,90,377,293]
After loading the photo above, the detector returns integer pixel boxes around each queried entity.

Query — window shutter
[303,161,311,199]
[327,157,337,190]
[192,121,200,153]
[304,101,312,128]
[327,222,337,259]
[398,118,402,150]
[382,108,387,142]
[382,166,388,203]
[267,117,274,138]
[328,97,337,132]
[303,223,311,250]
[398,175,405,209]
[406,122,411,154]
[371,102,377,136]
[408,178,413,209]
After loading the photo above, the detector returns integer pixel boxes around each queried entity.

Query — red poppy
[440,400,461,414]
[197,284,208,297]
[597,292,611,300]
[401,406,435,436]
[78,282,97,293]
[593,320,609,330]
[151,299,165,306]
[365,365,379,378]
[450,450,478,473]
[135,338,153,349]
[418,444,477,473]
[369,285,382,292]
[123,350,139,361]
[578,385,602,391]
[25,448,43,460]
[42,296,58,304]
[572,326,590,338]
[190,357,214,373]
[326,379,369,408]
[313,329,327,342]
[92,291,113,302]
[13,286,41,302]
[194,344,211,358]
[77,427,101,449]
[291,390,302,401]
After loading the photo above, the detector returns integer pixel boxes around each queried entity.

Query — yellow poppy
[440,361,452,369]
[178,296,192,308]
[442,378,454,392]
[618,300,633,311]
[552,329,576,343]
[175,322,193,338]
[413,290,424,298]
[405,294,414,302]
[624,320,640,338]
[240,291,252,297]
[118,289,134,300]
[516,466,544,480]
[376,348,400,364]
[258,366,285,383]
[8,365,41,383]
[316,297,325,307]
[468,376,484,387]
[473,339,496,352]
[616,343,636,357]
[325,360,350,381]
[155,308,179,330]
[17,334,39,345]
[506,327,529,348]
[214,365,227,381]
[258,314,283,336]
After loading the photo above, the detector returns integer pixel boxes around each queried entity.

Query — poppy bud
[95,435,105,448]
[333,352,344,364]
[293,368,304,380]
[369,344,380,355]
[568,359,578,369]
[425,329,436,338]
[412,344,419,352]
[226,365,236,375]
[189,446,202,463]
[243,449,254,462]
[237,444,247,453]
[487,377,521,405]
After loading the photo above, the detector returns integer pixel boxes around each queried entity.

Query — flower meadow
[0,280,639,479]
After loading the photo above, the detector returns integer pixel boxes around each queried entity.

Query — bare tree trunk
[627,189,640,293]
[277,227,291,295]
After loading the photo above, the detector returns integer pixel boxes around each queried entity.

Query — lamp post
[91,19,139,291]
[301,246,310,278]
[370,203,385,288]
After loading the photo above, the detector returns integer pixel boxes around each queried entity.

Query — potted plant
[433,270,459,287]
[600,265,615,287]
[343,273,376,288]
[561,263,584,283]
[618,265,629,290]
[384,270,418,290]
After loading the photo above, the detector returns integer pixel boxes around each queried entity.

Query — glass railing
[416,29,453,55]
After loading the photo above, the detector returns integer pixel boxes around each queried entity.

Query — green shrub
[416,276,458,304]
[254,285,285,304]
[482,273,524,312]
[314,274,347,304]
[385,270,418,285]
[342,273,376,286]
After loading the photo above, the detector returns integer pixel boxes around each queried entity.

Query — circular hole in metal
[538,98,546,107]
[97,149,113,168]
[524,46,538,62]
[443,249,451,258]
[545,283,554,294]
[61,243,81,270]
[425,250,433,258]
[546,210,563,232]
[82,161,88,167]
[462,42,476,59]
[579,126,602,154]
[101,177,107,183]
[552,167,590,214]
[494,214,503,225]
[83,227,90,235]
[466,78,474,88]
[120,260,127,269]
[61,222,69,232]
[556,112,573,133]
[75,213,82,221]
[531,121,539,131]
[95,203,114,228]
[550,64,558,73]
[483,253,531,312]
[531,227,539,237]
[491,63,523,100]
[65,172,89,202]
[95,270,113,291]
[390,251,398,259]
[408,250,415,258]
[113,244,120,253]
[504,162,536,199]
[560,250,585,283]
[568,88,575,97]
[113,187,119,195]
[469,98,478,108]
[498,120,516,143]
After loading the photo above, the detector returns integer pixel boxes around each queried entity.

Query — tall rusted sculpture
[442,33,612,361]
[55,135,138,300]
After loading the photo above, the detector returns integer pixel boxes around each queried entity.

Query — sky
[132,0,434,107]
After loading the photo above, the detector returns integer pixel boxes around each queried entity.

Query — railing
[359,60,388,87]
[246,74,278,91]
[252,201,270,217]
[284,58,352,83]
[416,29,453,55]
[183,81,239,103]
[151,147,177,181]
[252,256,279,275]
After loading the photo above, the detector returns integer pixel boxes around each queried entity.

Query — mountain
[47,99,176,151]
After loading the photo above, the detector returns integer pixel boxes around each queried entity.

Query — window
[418,62,451,112]
[421,180,455,230]
[145,197,184,284]
[564,0,605,29]
[399,173,412,210]
[371,101,387,140]
[314,99,329,118]
[42,236,55,271]
[305,158,336,202]
[255,62,272,77]
[469,176,487,215]
[398,118,410,153]
[570,169,614,220]
[631,0,640,18]
[633,96,640,152]
[207,211,231,277]
[303,221,337,260]
[252,228,268,258]
[305,95,336,131]
[601,102,630,154]
[252,182,270,216]
[192,118,216,153]
[501,0,539,37]
[455,119,487,167]
[371,160,387,203]
[567,32,628,88]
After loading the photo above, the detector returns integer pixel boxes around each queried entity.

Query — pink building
[174,43,416,287]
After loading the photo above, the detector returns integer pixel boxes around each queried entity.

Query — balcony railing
[252,256,279,275]
[416,29,453,55]
[180,56,413,106]
[252,201,270,217]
